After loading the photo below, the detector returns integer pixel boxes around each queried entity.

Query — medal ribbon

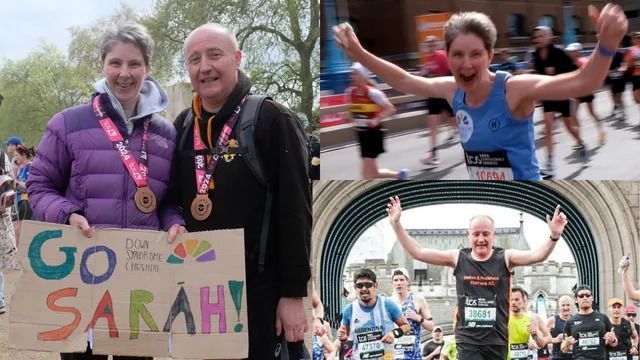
[193,96,247,195]
[92,96,150,188]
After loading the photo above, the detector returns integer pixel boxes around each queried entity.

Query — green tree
[145,0,320,129]
[67,5,141,75]
[0,44,93,145]
[0,4,143,145]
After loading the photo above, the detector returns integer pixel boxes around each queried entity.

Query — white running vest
[349,296,396,360]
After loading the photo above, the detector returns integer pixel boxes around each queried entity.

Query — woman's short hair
[101,23,154,66]
[444,12,497,53]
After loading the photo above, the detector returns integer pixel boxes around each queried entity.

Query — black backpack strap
[236,95,275,274]
[237,95,270,187]
[258,190,274,274]
[178,110,194,153]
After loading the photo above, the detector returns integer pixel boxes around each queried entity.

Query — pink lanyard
[193,96,247,194]
[92,96,150,188]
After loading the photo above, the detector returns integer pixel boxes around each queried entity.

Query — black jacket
[171,71,311,298]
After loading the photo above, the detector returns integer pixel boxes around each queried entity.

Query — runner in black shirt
[607,297,638,360]
[546,295,574,360]
[422,326,445,360]
[562,285,618,359]
[605,42,628,121]
[624,304,640,358]
[529,26,585,178]
[387,197,568,360]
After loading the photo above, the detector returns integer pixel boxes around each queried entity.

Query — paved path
[321,89,640,180]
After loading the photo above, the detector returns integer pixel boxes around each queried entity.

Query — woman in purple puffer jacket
[26,23,185,360]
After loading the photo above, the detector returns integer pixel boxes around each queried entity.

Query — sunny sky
[0,0,155,63]
[346,203,574,266]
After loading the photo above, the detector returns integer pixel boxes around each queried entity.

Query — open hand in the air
[588,3,628,50]
[546,205,568,239]
[332,22,364,59]
[386,196,402,225]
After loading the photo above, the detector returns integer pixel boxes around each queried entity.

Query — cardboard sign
[9,221,247,359]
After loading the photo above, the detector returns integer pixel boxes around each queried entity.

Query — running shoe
[541,159,555,179]
[540,167,555,180]
[421,154,441,166]
[574,143,587,158]
[398,168,410,180]
[598,131,607,146]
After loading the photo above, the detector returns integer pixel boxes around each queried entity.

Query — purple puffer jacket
[27,96,183,231]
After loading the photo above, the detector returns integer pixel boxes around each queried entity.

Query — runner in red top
[344,62,409,180]
[419,36,457,166]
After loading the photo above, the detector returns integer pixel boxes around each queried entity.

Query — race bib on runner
[353,114,370,129]
[577,331,600,351]
[393,331,417,357]
[463,296,497,328]
[609,70,624,79]
[356,329,385,359]
[464,150,514,180]
[608,350,627,360]
[509,343,529,360]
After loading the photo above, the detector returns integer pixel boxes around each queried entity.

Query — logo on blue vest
[488,117,501,132]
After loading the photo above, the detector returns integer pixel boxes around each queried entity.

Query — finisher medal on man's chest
[191,194,213,221]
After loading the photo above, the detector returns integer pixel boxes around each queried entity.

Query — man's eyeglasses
[355,282,374,289]
[627,313,637,317]
[577,293,592,298]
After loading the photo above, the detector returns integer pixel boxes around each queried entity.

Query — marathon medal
[191,95,247,221]
[93,96,156,213]
[135,186,156,213]
[191,194,212,221]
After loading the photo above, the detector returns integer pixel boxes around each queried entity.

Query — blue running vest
[452,71,541,180]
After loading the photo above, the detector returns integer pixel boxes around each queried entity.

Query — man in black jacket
[173,23,311,359]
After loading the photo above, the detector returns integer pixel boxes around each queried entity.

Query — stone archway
[312,181,639,325]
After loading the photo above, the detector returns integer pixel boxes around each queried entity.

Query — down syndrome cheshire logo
[167,239,216,264]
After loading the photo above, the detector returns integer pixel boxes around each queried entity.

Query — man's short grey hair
[183,23,239,56]
[469,214,495,227]
[101,23,154,66]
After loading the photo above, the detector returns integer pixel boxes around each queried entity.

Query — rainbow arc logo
[457,113,469,125]
[167,239,215,264]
